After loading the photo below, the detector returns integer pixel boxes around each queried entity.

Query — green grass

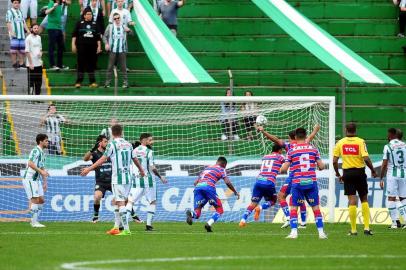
[1,222,405,270]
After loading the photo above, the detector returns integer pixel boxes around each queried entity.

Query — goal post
[0,95,335,223]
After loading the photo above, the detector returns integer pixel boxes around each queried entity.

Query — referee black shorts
[95,182,112,198]
[342,168,368,197]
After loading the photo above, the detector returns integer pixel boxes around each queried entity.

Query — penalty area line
[60,255,406,270]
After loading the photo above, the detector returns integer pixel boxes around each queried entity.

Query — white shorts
[112,184,131,202]
[22,178,43,199]
[20,0,38,19]
[128,186,157,204]
[386,176,406,198]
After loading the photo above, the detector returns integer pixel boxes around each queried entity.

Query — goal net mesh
[0,98,332,223]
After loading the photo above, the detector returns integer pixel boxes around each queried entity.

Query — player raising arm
[22,134,49,227]
[380,128,406,229]
[280,128,327,239]
[239,144,283,227]
[81,124,145,236]
[83,134,112,223]
[186,157,240,232]
[257,124,320,228]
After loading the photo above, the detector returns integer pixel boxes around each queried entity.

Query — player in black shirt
[83,135,112,223]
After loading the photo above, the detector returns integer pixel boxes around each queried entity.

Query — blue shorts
[279,175,293,195]
[291,184,319,207]
[194,187,222,210]
[252,181,276,203]
[10,38,25,52]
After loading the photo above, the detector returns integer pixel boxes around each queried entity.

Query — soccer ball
[256,115,268,126]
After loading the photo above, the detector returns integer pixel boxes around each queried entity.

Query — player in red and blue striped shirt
[281,128,327,239]
[239,144,284,227]
[186,156,240,232]
[257,124,320,228]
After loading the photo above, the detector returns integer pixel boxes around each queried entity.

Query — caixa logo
[50,194,116,212]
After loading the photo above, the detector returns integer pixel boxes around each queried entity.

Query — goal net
[0,96,335,223]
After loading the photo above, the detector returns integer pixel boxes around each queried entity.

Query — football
[256,115,268,126]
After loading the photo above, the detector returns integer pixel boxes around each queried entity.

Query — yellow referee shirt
[333,137,369,169]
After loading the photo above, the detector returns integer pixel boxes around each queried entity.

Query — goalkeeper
[83,135,112,223]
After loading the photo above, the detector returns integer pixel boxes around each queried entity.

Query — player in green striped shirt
[6,0,30,69]
[81,124,145,236]
[22,134,49,227]
[126,133,167,231]
[380,128,406,229]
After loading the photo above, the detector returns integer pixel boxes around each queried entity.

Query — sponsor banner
[0,176,392,222]
[273,208,393,225]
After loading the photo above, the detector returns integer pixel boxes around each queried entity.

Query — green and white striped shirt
[109,0,133,10]
[104,138,134,185]
[383,139,406,178]
[6,8,26,40]
[106,24,127,53]
[24,146,45,181]
[131,145,155,188]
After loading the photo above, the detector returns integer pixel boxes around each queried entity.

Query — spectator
[103,13,130,88]
[71,7,102,88]
[395,0,406,37]
[107,0,132,17]
[6,0,30,69]
[100,118,119,141]
[220,88,239,141]
[25,23,43,95]
[241,90,258,141]
[40,104,66,155]
[80,0,106,16]
[158,0,185,36]
[45,0,65,70]
[108,0,135,26]
[89,0,105,35]
[40,0,71,46]
[21,0,38,25]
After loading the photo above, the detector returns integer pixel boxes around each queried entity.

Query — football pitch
[1,222,405,270]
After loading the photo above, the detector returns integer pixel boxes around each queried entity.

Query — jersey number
[121,151,130,171]
[396,150,405,165]
[261,160,274,172]
[299,154,310,172]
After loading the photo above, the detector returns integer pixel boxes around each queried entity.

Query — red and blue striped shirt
[286,143,320,186]
[196,165,227,188]
[257,153,284,184]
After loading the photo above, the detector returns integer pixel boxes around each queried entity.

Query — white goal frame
[0,95,336,222]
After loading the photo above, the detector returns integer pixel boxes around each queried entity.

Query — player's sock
[30,203,39,224]
[207,212,221,226]
[119,206,129,231]
[147,204,156,226]
[241,204,256,221]
[280,200,290,219]
[398,199,406,222]
[93,203,100,218]
[387,200,399,225]
[313,209,324,233]
[300,204,307,224]
[114,206,121,228]
[192,208,201,219]
[289,209,298,230]
[261,202,271,210]
[348,205,357,233]
[37,204,43,219]
[361,202,370,231]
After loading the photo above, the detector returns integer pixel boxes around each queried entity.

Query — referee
[333,123,377,236]
[83,135,112,223]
